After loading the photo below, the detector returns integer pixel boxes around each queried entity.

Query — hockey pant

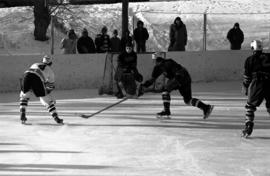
[245,80,270,122]
[19,73,58,118]
[161,77,208,112]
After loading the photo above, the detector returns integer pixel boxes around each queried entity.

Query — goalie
[19,55,63,124]
[114,42,143,98]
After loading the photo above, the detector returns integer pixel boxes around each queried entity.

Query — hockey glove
[143,79,154,88]
[45,82,55,94]
[137,84,144,97]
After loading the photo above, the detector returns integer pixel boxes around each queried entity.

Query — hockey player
[19,55,63,124]
[142,52,214,119]
[114,42,143,98]
[242,40,270,137]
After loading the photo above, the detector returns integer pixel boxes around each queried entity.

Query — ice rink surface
[0,81,270,176]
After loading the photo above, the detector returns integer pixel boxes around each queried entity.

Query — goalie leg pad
[121,73,137,95]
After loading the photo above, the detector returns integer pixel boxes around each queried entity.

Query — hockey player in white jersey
[19,55,63,124]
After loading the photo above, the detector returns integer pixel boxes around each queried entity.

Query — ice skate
[242,121,254,138]
[53,116,64,124]
[157,110,171,120]
[203,105,214,119]
[137,84,144,97]
[20,113,27,124]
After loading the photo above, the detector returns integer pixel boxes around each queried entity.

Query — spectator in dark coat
[95,26,111,53]
[227,23,244,50]
[168,17,187,51]
[133,20,149,53]
[77,28,96,53]
[110,29,121,52]
[121,30,133,52]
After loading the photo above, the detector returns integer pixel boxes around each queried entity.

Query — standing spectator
[227,23,244,50]
[95,26,111,53]
[77,28,96,53]
[121,30,133,52]
[133,20,149,53]
[110,29,121,52]
[168,17,187,51]
[60,29,77,54]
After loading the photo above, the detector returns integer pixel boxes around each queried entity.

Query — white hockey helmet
[42,55,52,65]
[250,40,263,51]
[152,52,164,60]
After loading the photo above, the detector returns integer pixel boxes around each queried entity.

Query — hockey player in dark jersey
[242,40,270,137]
[142,52,214,119]
[19,55,63,124]
[114,42,143,98]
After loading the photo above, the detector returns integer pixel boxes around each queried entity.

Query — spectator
[227,22,244,50]
[110,29,121,52]
[133,20,149,53]
[168,17,187,51]
[121,30,133,52]
[60,29,77,54]
[95,26,111,53]
[77,28,96,53]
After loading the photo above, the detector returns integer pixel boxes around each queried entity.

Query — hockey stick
[80,97,128,118]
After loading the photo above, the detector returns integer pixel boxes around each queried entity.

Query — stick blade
[80,114,90,118]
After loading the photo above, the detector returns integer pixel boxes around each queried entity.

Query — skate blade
[156,115,171,120]
[21,121,31,125]
[241,134,250,138]
[241,130,251,138]
[80,114,89,118]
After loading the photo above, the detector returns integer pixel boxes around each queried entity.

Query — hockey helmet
[152,52,164,60]
[250,40,263,51]
[42,55,52,65]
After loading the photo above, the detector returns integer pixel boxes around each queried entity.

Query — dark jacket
[95,34,111,53]
[227,27,244,50]
[144,58,190,88]
[110,36,121,52]
[133,27,149,44]
[169,18,187,51]
[117,51,137,70]
[243,52,270,88]
[115,50,143,83]
[77,36,96,53]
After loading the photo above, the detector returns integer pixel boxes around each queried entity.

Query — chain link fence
[133,11,270,51]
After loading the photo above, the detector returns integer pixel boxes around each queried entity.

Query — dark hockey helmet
[250,40,263,51]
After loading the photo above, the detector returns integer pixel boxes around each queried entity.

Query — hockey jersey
[152,59,189,80]
[243,52,270,87]
[117,51,137,70]
[26,63,55,89]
